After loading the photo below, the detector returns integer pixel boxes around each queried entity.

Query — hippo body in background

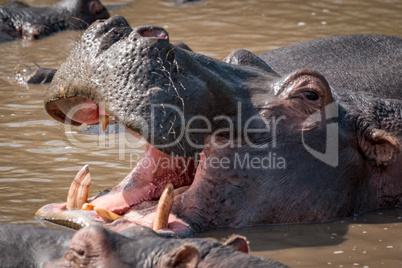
[0,0,109,42]
[37,16,401,237]
[0,223,72,267]
[0,223,286,267]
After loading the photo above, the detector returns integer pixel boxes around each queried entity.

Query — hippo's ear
[89,0,104,15]
[223,235,250,254]
[359,128,400,165]
[224,49,279,75]
[158,244,200,268]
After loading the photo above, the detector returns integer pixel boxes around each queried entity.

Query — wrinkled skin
[38,16,401,237]
[0,0,109,42]
[0,223,286,268]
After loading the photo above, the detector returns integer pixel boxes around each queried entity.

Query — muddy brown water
[0,0,401,267]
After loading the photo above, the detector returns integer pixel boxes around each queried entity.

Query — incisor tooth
[82,203,95,210]
[153,183,174,231]
[100,114,110,133]
[94,206,123,221]
[66,165,91,210]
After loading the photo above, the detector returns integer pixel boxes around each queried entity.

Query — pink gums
[90,143,195,213]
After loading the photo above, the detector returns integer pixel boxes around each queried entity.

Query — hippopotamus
[0,223,286,267]
[14,66,57,84]
[0,0,109,42]
[36,16,401,237]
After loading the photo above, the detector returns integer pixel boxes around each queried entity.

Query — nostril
[137,26,169,39]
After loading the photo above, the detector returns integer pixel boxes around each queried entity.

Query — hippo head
[60,225,281,268]
[54,0,110,30]
[37,16,401,236]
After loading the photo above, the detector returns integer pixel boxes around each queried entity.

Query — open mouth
[36,96,197,237]
[36,17,204,237]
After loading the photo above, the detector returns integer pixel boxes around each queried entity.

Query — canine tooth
[66,165,91,210]
[100,114,110,133]
[82,203,95,210]
[173,186,190,196]
[153,183,174,231]
[94,206,123,221]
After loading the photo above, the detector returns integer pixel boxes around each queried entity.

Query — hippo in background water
[0,0,109,42]
[36,16,401,237]
[0,223,287,267]
[14,65,57,84]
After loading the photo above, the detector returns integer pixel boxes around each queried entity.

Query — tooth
[66,165,91,210]
[100,114,110,133]
[59,87,65,98]
[94,206,123,221]
[82,203,95,210]
[173,186,189,196]
[153,183,174,231]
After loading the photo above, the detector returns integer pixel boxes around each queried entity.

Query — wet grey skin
[0,223,287,268]
[13,43,191,85]
[258,34,402,100]
[0,0,109,42]
[40,16,401,237]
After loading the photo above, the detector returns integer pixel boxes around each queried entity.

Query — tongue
[89,144,195,213]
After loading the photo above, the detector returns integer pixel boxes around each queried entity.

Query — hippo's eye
[304,91,319,101]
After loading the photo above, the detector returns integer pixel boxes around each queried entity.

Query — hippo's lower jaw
[37,98,198,237]
[36,146,195,237]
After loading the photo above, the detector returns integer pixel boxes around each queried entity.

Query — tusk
[66,165,91,210]
[173,186,190,196]
[100,114,110,133]
[153,183,174,231]
[94,206,123,221]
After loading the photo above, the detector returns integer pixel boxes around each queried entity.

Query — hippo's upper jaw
[45,16,282,157]
[38,16,401,236]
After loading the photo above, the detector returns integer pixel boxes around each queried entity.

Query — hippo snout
[90,16,170,47]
